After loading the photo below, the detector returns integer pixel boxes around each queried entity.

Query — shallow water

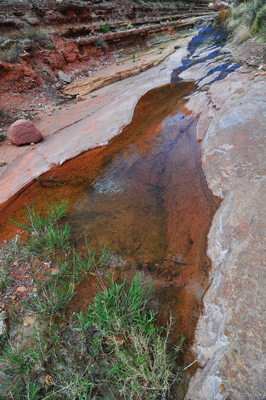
[68,83,221,345]
[0,82,221,352]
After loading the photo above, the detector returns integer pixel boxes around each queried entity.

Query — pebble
[23,315,35,327]
[16,286,27,293]
[77,95,86,101]
[0,161,6,167]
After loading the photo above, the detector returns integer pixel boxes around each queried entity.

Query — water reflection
[67,82,221,344]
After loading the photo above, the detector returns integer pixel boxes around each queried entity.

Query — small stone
[77,95,86,101]
[30,142,35,146]
[16,286,27,293]
[0,161,6,167]
[50,268,60,275]
[91,93,97,98]
[23,315,35,327]
[45,375,53,385]
[57,70,72,83]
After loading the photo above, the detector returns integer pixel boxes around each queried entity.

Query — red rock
[212,1,230,11]
[77,95,86,101]
[7,120,43,146]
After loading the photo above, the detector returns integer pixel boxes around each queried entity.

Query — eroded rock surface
[0,36,191,210]
[185,63,266,400]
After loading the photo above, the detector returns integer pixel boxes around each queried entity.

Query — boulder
[212,1,230,11]
[7,120,43,146]
[57,70,72,83]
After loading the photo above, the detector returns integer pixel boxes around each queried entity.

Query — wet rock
[57,70,72,83]
[7,119,43,146]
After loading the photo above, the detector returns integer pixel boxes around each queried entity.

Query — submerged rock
[7,119,43,146]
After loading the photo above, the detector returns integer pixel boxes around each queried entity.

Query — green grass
[76,273,184,399]
[0,201,184,399]
[100,22,111,33]
[224,0,266,43]
[10,200,70,259]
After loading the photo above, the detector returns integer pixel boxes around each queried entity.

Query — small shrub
[0,134,6,142]
[28,278,75,317]
[24,27,50,44]
[45,43,56,51]
[234,23,252,44]
[96,38,108,51]
[100,22,111,33]
[0,42,21,63]
[216,8,231,26]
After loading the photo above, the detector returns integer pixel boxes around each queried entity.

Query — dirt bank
[0,0,213,132]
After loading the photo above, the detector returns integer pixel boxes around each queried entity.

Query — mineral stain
[0,81,220,354]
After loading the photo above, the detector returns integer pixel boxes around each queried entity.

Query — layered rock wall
[0,0,210,32]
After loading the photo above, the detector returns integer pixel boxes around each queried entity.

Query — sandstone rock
[212,1,230,11]
[57,70,72,83]
[77,94,86,101]
[7,120,43,146]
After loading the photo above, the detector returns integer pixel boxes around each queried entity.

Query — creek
[0,24,240,396]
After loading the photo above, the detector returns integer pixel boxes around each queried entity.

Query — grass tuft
[10,200,70,259]
[0,202,184,399]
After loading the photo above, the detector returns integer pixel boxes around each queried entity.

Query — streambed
[0,24,242,397]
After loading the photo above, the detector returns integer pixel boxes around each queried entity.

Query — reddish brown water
[0,81,220,354]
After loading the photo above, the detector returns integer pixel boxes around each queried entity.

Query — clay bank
[1,24,266,400]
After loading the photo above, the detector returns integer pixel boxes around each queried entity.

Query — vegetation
[0,27,51,63]
[0,201,184,399]
[100,22,111,33]
[220,0,266,43]
[96,38,108,51]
